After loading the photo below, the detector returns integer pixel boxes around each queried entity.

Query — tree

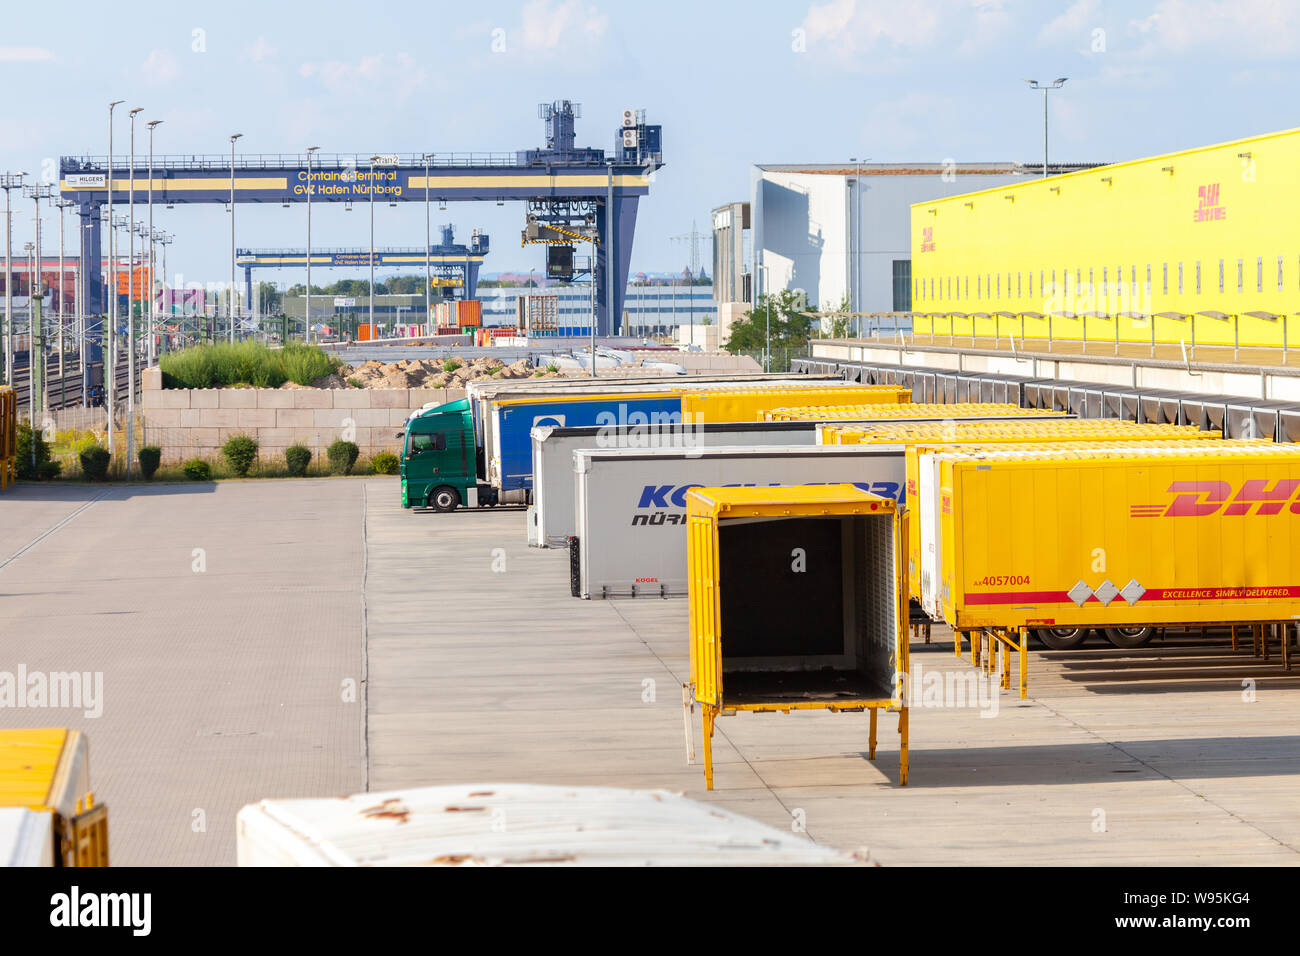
[722,290,814,354]
[256,281,282,314]
[823,293,852,338]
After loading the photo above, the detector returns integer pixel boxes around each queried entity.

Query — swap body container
[775,403,1069,424]
[686,485,908,788]
[679,386,907,424]
[932,445,1300,630]
[572,444,908,599]
[237,783,864,866]
[0,729,107,867]
[915,441,1271,618]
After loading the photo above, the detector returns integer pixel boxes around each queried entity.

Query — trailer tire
[429,485,460,513]
[1102,626,1155,648]
[1033,626,1090,650]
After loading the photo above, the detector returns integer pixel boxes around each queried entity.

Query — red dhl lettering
[1131,479,1300,518]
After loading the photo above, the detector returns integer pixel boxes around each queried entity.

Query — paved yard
[3,476,1297,865]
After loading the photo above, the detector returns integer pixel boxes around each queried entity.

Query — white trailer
[571,444,907,599]
[236,783,866,866]
[530,421,817,547]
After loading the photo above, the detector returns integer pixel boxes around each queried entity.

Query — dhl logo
[1131,480,1300,518]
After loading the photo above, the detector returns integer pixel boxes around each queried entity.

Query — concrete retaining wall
[139,368,463,463]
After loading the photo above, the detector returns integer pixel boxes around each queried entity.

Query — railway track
[5,357,131,411]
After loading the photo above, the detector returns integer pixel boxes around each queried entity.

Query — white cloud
[246,36,276,63]
[141,49,179,85]
[1038,0,1100,45]
[519,0,609,51]
[1127,0,1300,56]
[801,0,995,67]
[299,52,428,100]
[0,46,54,63]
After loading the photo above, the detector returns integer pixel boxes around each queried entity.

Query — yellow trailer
[0,387,15,490]
[828,419,1217,446]
[0,729,108,866]
[931,444,1300,691]
[686,485,908,788]
[767,402,1069,423]
[681,386,908,424]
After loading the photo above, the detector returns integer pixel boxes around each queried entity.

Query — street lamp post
[229,133,242,342]
[1,171,24,387]
[106,100,123,455]
[146,120,162,367]
[127,107,142,478]
[305,146,318,344]
[1025,78,1068,177]
[158,232,171,350]
[55,198,74,409]
[423,153,431,332]
[26,184,54,418]
[369,155,378,337]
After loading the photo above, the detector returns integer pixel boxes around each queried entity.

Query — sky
[1,0,1298,291]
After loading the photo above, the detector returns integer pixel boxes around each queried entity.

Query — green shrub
[347,377,364,388]
[545,363,560,373]
[221,434,259,478]
[78,444,111,481]
[138,446,161,480]
[327,439,360,475]
[285,444,312,477]
[160,342,339,389]
[371,451,400,475]
[442,359,462,373]
[16,423,61,480]
[183,458,211,481]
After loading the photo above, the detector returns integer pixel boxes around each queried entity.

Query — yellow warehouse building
[908,126,1300,351]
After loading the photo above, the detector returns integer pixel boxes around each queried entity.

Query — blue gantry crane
[235,225,489,304]
[59,99,662,336]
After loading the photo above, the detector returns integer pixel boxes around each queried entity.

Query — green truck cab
[400,398,495,511]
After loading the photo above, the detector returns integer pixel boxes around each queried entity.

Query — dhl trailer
[922,444,1300,693]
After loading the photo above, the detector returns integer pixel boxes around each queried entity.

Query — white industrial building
[714,161,1099,332]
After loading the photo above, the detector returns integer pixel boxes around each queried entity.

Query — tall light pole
[127,108,142,480]
[229,133,242,342]
[1,171,23,387]
[25,185,54,417]
[158,231,171,351]
[146,120,162,366]
[107,100,123,455]
[369,155,378,336]
[305,146,318,344]
[1025,78,1067,177]
[423,152,431,331]
[55,198,74,408]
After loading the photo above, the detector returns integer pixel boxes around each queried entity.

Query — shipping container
[237,783,865,866]
[572,444,910,598]
[0,729,107,867]
[828,419,1216,448]
[686,485,907,789]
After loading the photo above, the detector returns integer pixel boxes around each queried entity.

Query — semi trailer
[400,380,899,510]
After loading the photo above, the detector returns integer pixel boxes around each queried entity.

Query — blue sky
[1,0,1296,289]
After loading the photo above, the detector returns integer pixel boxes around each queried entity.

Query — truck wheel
[1033,626,1090,650]
[1103,627,1154,648]
[429,486,460,513]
